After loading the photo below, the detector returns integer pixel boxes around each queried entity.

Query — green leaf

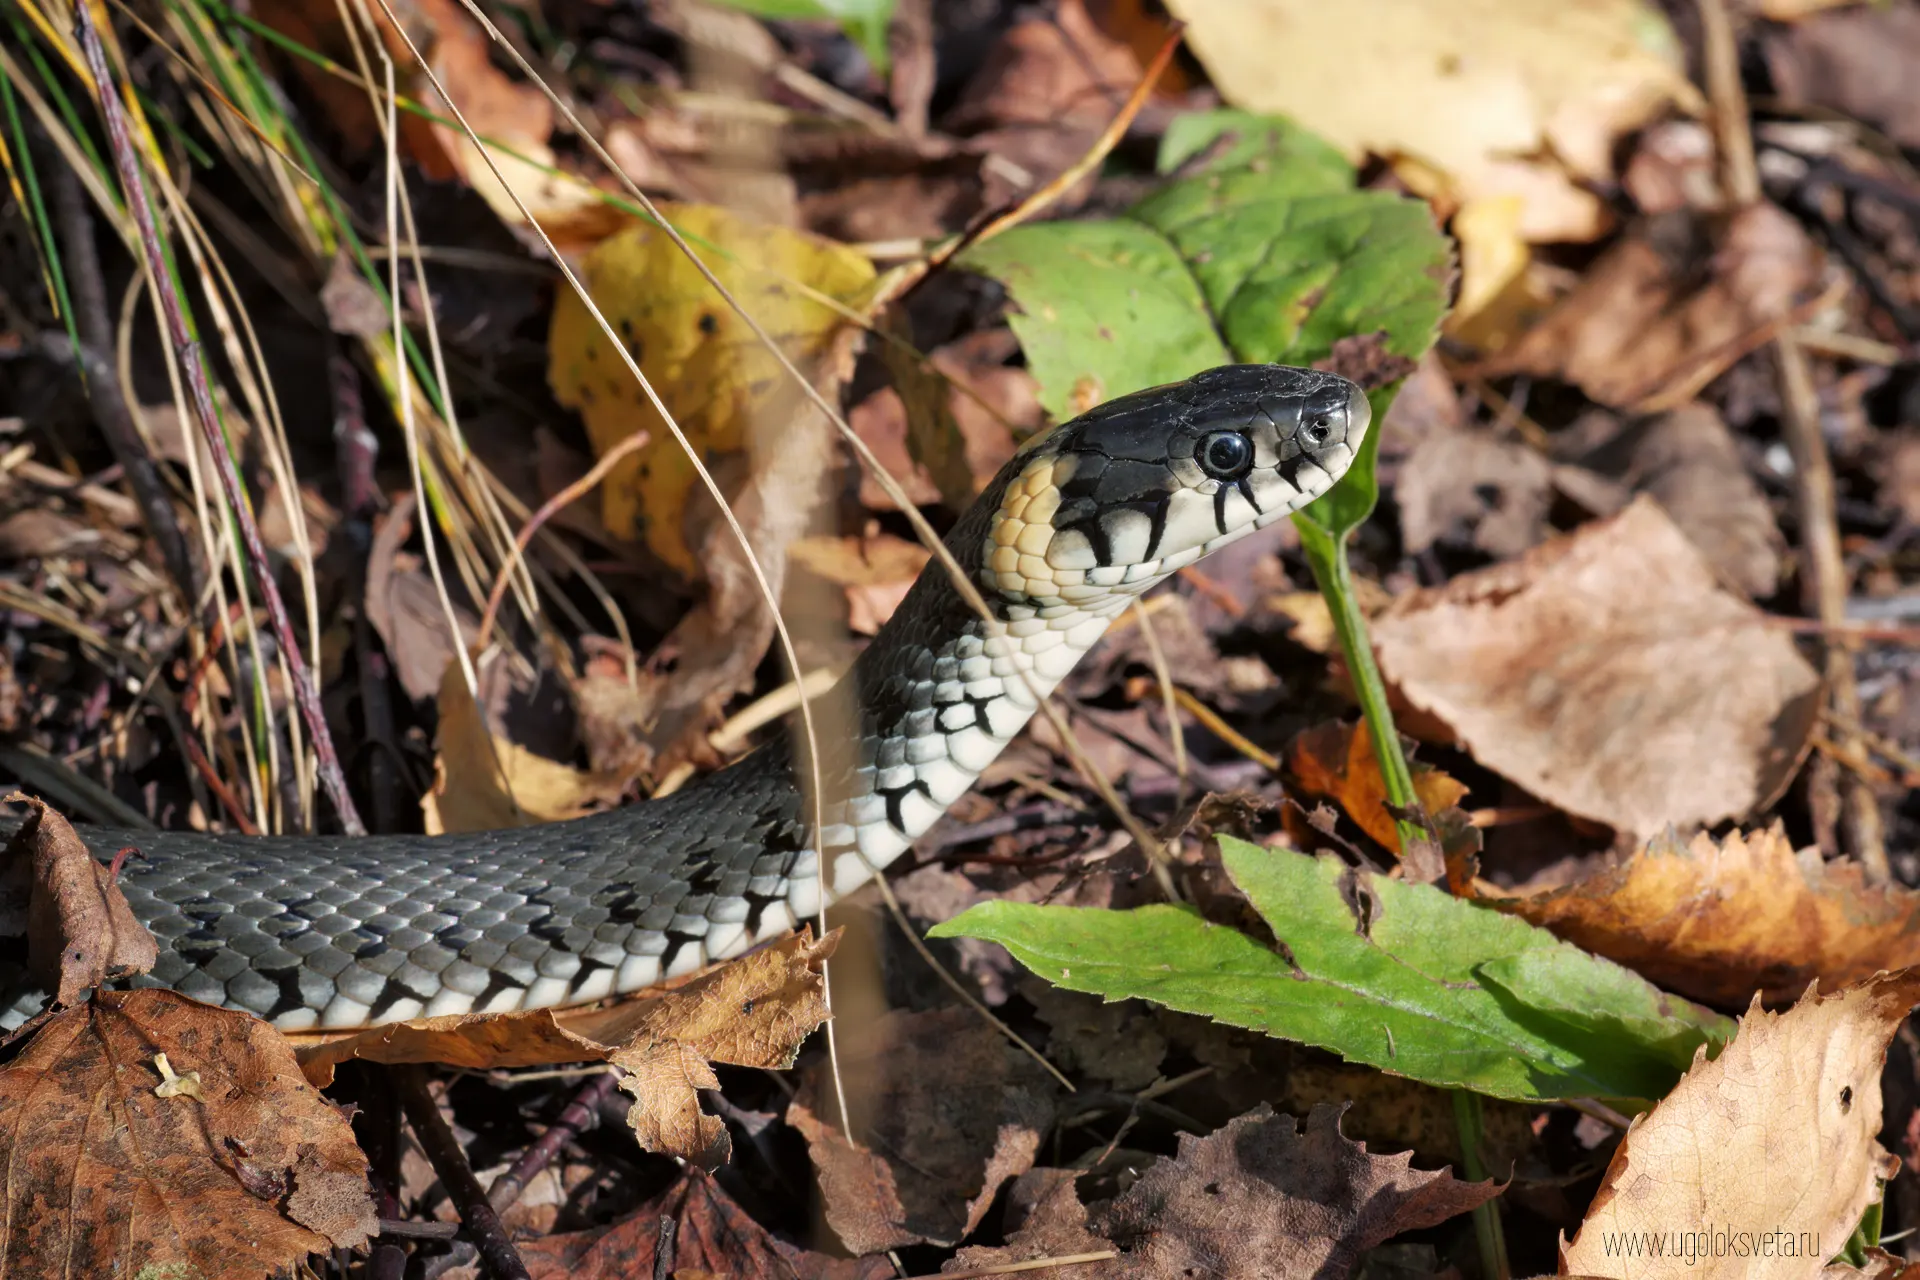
[706,0,894,70]
[959,108,1452,421]
[930,836,1732,1107]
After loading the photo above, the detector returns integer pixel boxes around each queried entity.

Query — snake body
[0,365,1368,1030]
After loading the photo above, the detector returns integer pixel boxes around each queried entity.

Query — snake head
[983,364,1370,609]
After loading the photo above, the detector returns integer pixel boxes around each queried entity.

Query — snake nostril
[1303,414,1332,444]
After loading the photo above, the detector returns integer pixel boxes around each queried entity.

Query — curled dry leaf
[1095,1103,1501,1279]
[787,1006,1060,1253]
[1371,497,1821,836]
[364,494,480,703]
[548,203,874,742]
[1560,970,1920,1279]
[0,989,375,1274]
[518,1169,890,1280]
[1494,825,1920,1007]
[290,929,836,1166]
[8,794,156,1008]
[422,659,628,835]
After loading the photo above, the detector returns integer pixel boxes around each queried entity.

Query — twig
[44,158,201,605]
[394,1065,533,1280]
[72,1,365,836]
[1697,0,1887,878]
[486,1069,619,1213]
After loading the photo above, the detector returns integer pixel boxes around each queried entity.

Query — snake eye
[1197,430,1254,480]
[1302,415,1333,445]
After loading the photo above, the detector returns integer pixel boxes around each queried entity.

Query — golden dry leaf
[290,931,836,1165]
[1495,826,1920,1007]
[548,203,875,576]
[9,795,156,1007]
[1560,971,1919,1279]
[0,990,375,1274]
[789,532,932,635]
[1163,0,1699,246]
[1371,497,1821,836]
[1284,719,1468,854]
[421,658,627,835]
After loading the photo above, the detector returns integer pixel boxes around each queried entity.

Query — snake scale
[0,365,1368,1030]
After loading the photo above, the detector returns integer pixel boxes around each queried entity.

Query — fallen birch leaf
[0,990,375,1274]
[1096,1103,1501,1279]
[10,794,156,1008]
[1371,496,1821,836]
[290,930,837,1166]
[1494,825,1920,1006]
[1560,970,1920,1278]
[788,1006,1059,1253]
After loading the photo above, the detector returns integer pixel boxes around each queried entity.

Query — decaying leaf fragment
[7,793,157,1008]
[788,1007,1060,1254]
[1096,1103,1500,1279]
[290,929,837,1166]
[1561,970,1920,1279]
[0,989,376,1275]
[1371,497,1820,836]
[1494,825,1920,1007]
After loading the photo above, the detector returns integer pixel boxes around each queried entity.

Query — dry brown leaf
[1484,205,1821,407]
[1626,404,1783,600]
[0,990,375,1273]
[945,0,1144,205]
[788,1006,1060,1253]
[291,930,835,1165]
[1284,719,1470,856]
[852,338,1034,513]
[1266,578,1394,656]
[1559,970,1920,1278]
[1766,4,1920,150]
[364,495,478,703]
[942,1168,1115,1278]
[519,1168,889,1280]
[1494,825,1920,1006]
[1371,497,1821,836]
[790,531,933,636]
[9,795,156,1008]
[1096,1103,1501,1279]
[422,658,627,835]
[1397,424,1554,559]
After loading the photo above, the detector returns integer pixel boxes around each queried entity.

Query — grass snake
[0,364,1369,1030]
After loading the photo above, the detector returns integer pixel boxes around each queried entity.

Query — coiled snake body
[0,365,1368,1030]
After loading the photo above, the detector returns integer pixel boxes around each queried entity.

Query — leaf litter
[6,0,1920,1276]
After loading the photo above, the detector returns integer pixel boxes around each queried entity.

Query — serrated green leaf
[958,108,1451,421]
[930,836,1732,1107]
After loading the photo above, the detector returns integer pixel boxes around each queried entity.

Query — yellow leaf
[1164,0,1702,244]
[547,204,876,576]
